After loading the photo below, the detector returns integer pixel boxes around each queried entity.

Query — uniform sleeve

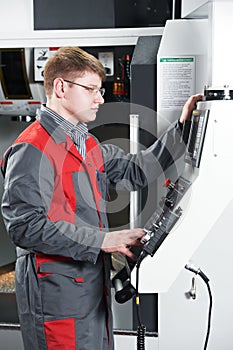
[101,120,185,190]
[1,143,105,263]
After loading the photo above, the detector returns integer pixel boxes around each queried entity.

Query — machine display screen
[184,109,209,168]
[0,48,32,99]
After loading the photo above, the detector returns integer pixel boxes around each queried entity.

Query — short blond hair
[44,46,106,97]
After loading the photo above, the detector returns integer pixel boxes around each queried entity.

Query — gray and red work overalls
[1,108,185,350]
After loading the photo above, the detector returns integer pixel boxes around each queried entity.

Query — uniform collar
[36,105,88,144]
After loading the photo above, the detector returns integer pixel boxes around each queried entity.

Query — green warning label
[160,58,194,63]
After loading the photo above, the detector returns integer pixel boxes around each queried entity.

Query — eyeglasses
[64,79,105,97]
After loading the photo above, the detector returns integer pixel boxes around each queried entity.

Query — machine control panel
[112,176,192,303]
[141,176,191,255]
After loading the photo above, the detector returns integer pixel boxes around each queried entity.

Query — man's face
[59,71,105,125]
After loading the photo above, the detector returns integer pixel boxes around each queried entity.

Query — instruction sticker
[159,57,195,110]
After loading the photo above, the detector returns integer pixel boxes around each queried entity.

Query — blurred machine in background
[0,48,45,118]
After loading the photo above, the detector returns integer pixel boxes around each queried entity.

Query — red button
[74,278,84,283]
[163,178,171,187]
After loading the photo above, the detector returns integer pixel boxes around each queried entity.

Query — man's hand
[179,93,203,124]
[101,228,145,259]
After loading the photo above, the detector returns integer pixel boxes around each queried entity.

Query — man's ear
[53,77,65,98]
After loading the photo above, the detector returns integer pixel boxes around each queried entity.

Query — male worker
[1,46,202,350]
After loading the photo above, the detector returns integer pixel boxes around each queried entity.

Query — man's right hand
[101,228,145,259]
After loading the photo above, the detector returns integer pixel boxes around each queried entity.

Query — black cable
[135,265,143,326]
[135,261,146,350]
[203,281,213,350]
[185,264,213,350]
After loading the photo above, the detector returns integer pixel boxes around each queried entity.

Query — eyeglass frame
[63,79,105,97]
